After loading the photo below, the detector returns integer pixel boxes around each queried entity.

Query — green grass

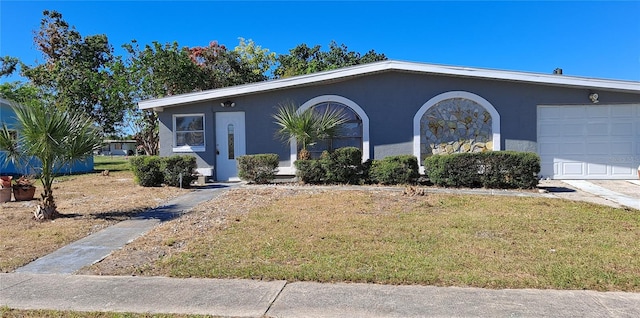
[156,190,640,291]
[94,155,131,172]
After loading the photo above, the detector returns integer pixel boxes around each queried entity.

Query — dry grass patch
[0,171,190,272]
[84,187,640,291]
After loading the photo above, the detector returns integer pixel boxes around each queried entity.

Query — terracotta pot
[1,176,12,188]
[13,186,36,201]
[0,187,11,203]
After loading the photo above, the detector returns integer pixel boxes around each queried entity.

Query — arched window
[306,101,362,158]
[289,95,370,167]
[413,91,501,167]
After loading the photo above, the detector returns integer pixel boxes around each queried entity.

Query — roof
[138,60,640,110]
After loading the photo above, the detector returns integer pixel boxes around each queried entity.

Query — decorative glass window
[227,124,235,159]
[173,114,205,152]
[307,102,363,158]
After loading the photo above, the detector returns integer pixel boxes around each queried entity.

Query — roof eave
[138,60,640,110]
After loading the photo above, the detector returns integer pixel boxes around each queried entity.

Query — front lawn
[84,188,640,292]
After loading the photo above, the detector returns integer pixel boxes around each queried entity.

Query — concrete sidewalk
[2,273,639,317]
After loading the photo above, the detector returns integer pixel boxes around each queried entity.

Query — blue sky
[1,1,639,83]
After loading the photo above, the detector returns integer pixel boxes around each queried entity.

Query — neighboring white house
[101,140,137,156]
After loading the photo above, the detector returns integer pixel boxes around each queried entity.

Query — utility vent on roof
[553,68,563,75]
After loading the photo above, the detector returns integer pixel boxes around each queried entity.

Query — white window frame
[173,113,206,152]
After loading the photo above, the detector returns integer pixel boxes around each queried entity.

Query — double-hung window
[173,114,205,152]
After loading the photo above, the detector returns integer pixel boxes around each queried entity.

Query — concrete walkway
[15,185,231,274]
[2,180,640,317]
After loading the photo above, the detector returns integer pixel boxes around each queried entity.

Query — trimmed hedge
[322,147,363,184]
[424,151,540,189]
[161,155,197,188]
[295,147,364,184]
[370,155,419,185]
[130,156,164,187]
[237,154,279,184]
[294,159,326,184]
[130,155,197,187]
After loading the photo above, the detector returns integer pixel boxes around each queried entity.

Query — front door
[215,112,246,181]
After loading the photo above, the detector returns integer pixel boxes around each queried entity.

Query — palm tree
[273,101,348,160]
[0,102,102,220]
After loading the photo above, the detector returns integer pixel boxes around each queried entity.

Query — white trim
[413,91,501,173]
[172,113,206,153]
[139,60,640,110]
[286,95,370,173]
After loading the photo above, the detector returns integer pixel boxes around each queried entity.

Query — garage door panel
[538,104,639,179]
[560,143,586,155]
[586,143,610,155]
[561,161,585,176]
[587,123,609,135]
[611,105,634,117]
[586,163,608,176]
[563,124,585,136]
[611,123,633,136]
[587,107,609,117]
[610,141,633,154]
[612,165,634,176]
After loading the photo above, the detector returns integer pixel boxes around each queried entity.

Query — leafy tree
[274,41,387,78]
[19,10,128,134]
[273,101,348,160]
[0,56,19,77]
[0,101,102,220]
[121,38,275,154]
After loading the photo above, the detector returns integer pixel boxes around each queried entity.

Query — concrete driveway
[539,179,640,210]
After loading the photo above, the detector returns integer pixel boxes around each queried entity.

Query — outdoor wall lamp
[588,92,599,104]
[220,100,235,108]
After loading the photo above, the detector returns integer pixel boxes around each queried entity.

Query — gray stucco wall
[157,71,640,178]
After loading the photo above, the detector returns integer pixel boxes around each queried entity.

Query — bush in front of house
[130,155,164,187]
[161,155,198,188]
[369,155,419,185]
[295,147,364,184]
[237,154,279,184]
[322,147,363,184]
[424,151,540,189]
[294,159,326,184]
[130,155,198,187]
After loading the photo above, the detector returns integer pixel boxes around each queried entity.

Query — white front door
[538,105,640,179]
[215,112,246,181]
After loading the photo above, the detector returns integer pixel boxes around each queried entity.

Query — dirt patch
[0,171,191,272]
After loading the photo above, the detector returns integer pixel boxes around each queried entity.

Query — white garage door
[537,104,640,179]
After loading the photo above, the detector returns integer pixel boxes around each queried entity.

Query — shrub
[424,151,540,189]
[237,154,279,184]
[322,147,363,184]
[294,159,326,184]
[130,156,163,187]
[161,155,198,188]
[370,155,419,185]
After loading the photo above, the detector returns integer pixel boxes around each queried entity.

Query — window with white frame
[173,114,205,152]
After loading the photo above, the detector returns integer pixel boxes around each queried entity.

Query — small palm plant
[273,101,348,160]
[0,101,102,220]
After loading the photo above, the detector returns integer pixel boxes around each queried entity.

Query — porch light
[221,100,235,108]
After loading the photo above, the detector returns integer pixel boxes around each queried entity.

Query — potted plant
[12,175,36,201]
[0,176,11,203]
